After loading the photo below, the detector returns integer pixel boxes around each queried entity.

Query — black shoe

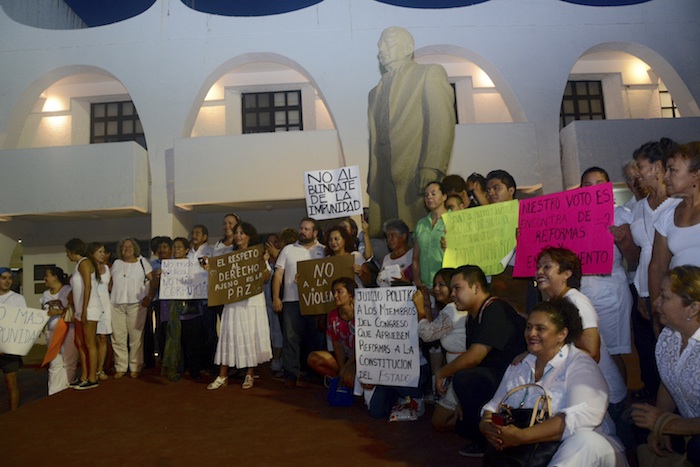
[68,378,83,388]
[458,442,486,458]
[75,380,99,390]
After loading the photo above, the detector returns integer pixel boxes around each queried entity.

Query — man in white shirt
[272,218,326,388]
[187,224,216,372]
[188,224,213,260]
[0,267,26,410]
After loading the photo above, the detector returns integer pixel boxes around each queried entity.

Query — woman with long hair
[412,268,468,432]
[87,242,112,381]
[208,222,272,390]
[325,225,370,286]
[307,277,357,388]
[65,238,100,389]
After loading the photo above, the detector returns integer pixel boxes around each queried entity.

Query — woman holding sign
[307,277,357,388]
[161,238,206,382]
[325,225,370,287]
[41,267,78,395]
[579,167,633,383]
[208,222,272,390]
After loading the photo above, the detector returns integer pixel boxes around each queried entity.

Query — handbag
[483,383,561,467]
[637,412,692,467]
[326,377,353,407]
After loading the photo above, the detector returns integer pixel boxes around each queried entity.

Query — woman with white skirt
[208,221,272,390]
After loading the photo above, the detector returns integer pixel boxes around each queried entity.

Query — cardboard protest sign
[298,255,354,315]
[207,245,266,306]
[0,305,50,355]
[304,165,363,220]
[159,259,208,300]
[354,287,420,388]
[442,200,519,276]
[514,183,614,277]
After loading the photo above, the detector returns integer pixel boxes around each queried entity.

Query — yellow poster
[442,200,519,276]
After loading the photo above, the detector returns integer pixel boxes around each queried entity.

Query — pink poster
[513,183,614,277]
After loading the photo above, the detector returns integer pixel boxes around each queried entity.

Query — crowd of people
[1,137,699,465]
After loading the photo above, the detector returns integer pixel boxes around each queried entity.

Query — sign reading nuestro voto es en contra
[354,286,420,388]
[304,166,363,220]
[207,245,266,306]
[514,183,614,277]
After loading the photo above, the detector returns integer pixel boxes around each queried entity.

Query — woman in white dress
[65,238,100,390]
[208,222,272,390]
[40,267,78,395]
[87,243,112,381]
[649,142,700,311]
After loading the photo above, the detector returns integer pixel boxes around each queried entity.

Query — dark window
[450,82,459,124]
[659,81,679,118]
[91,101,146,148]
[560,80,605,129]
[242,91,302,133]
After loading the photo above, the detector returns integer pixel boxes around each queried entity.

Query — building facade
[0,0,698,306]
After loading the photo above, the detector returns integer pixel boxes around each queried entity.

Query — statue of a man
[367,26,455,236]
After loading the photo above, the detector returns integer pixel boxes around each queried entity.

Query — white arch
[0,65,129,150]
[573,41,699,117]
[182,52,343,154]
[415,44,527,123]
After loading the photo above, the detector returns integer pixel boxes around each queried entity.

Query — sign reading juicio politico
[0,305,49,356]
[159,259,208,300]
[304,165,363,220]
[514,183,614,277]
[355,286,419,388]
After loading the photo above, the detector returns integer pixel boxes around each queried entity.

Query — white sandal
[207,375,228,390]
[242,374,254,390]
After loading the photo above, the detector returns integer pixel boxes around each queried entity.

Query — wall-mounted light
[473,69,495,88]
[42,95,69,112]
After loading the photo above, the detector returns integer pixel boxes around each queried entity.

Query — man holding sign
[0,267,27,410]
[272,218,326,388]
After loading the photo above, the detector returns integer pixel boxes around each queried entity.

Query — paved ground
[0,344,478,466]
